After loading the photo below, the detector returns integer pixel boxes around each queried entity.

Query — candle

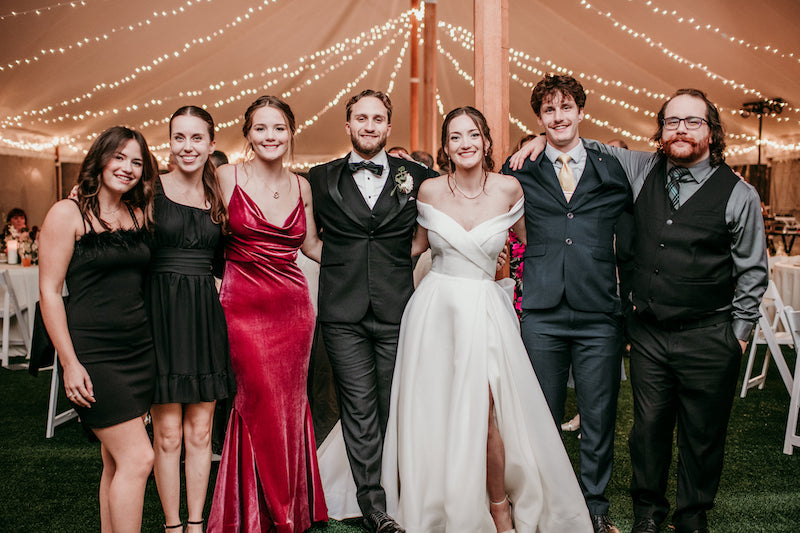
[6,240,18,265]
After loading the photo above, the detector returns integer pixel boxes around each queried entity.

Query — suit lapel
[325,157,367,229]
[534,153,569,207]
[375,156,411,230]
[569,146,610,210]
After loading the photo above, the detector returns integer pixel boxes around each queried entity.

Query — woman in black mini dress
[39,126,157,533]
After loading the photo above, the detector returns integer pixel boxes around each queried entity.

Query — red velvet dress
[208,178,328,533]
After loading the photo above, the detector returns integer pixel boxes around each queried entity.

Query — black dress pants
[320,307,400,516]
[628,314,742,532]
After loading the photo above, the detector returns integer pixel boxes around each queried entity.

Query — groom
[309,89,436,533]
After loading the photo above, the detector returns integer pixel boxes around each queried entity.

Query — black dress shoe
[363,511,406,533]
[590,514,620,533]
[631,517,660,533]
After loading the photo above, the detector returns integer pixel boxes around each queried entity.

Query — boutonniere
[391,166,414,196]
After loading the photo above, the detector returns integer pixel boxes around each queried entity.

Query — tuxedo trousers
[320,307,400,516]
[520,298,623,516]
[627,314,741,532]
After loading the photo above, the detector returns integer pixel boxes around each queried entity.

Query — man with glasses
[511,88,768,533]
[589,89,767,533]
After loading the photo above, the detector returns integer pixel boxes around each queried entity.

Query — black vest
[632,156,739,321]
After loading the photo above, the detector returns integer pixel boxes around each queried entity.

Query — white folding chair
[740,280,795,397]
[45,350,78,438]
[1,269,31,368]
[780,306,800,454]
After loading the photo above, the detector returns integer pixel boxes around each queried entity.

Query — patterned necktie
[348,160,384,175]
[557,154,576,202]
[666,166,691,211]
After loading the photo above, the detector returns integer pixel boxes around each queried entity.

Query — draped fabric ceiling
[1,0,800,169]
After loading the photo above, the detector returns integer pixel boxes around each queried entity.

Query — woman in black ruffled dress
[147,106,235,533]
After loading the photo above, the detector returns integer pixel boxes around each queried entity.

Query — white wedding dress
[318,199,591,532]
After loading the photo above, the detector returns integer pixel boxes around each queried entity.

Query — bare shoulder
[297,174,313,198]
[216,163,237,185]
[489,172,523,199]
[417,174,448,203]
[41,199,83,237]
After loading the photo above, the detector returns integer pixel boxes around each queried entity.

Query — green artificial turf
[2,347,799,532]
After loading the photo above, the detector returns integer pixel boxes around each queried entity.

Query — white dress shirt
[349,150,390,210]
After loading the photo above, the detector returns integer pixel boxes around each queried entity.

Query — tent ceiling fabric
[1,0,799,165]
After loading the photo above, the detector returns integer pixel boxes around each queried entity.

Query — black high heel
[187,519,205,532]
[163,524,183,532]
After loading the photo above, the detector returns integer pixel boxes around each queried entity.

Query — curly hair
[76,126,155,230]
[652,88,726,167]
[530,74,587,116]
[170,106,227,229]
[438,106,495,190]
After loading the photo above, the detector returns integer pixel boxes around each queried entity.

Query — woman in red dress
[208,95,327,533]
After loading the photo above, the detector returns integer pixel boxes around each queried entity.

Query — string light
[2,7,409,136]
[578,1,799,117]
[0,0,88,22]
[0,0,218,72]
[627,0,800,65]
[438,21,800,153]
[0,0,285,125]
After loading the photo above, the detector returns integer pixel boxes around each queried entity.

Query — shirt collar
[545,140,586,165]
[666,155,715,184]
[349,150,389,168]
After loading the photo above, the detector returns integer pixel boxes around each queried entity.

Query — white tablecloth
[772,260,800,310]
[1,264,38,356]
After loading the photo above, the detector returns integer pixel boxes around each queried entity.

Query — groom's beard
[350,130,388,159]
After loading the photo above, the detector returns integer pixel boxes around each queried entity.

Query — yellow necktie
[557,154,575,201]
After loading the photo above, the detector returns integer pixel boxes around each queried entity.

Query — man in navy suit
[502,75,630,533]
[309,89,435,533]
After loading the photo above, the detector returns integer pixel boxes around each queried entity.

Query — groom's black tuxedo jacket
[309,154,436,324]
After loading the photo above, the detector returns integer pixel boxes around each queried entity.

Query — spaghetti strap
[126,203,140,230]
[294,173,303,203]
[68,198,91,235]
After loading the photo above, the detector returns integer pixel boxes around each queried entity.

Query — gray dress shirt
[583,139,768,341]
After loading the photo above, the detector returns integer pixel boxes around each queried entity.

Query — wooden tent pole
[423,1,437,156]
[474,0,509,170]
[409,0,420,152]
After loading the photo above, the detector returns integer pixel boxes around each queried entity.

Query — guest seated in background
[4,207,30,241]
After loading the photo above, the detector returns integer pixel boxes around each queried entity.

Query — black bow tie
[348,160,384,175]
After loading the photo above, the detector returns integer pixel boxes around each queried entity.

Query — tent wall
[0,154,59,229]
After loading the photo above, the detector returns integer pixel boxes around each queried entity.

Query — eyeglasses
[662,116,707,130]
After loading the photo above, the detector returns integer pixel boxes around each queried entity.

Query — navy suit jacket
[503,141,631,314]
[309,155,436,324]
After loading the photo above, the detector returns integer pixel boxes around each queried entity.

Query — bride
[380,106,592,533]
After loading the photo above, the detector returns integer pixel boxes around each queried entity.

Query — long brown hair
[76,126,155,230]
[169,106,227,228]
